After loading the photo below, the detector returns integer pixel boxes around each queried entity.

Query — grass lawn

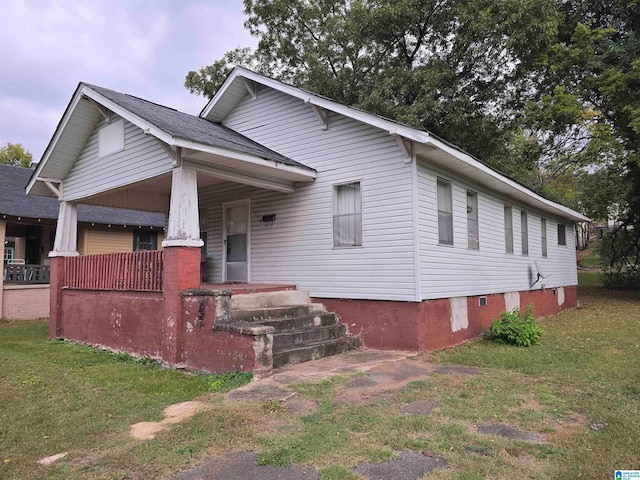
[2,282,639,479]
[0,322,251,480]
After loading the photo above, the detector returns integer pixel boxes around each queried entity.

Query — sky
[0,0,256,162]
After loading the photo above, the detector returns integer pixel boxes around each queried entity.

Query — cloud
[0,0,255,160]
[0,96,63,157]
[1,0,170,88]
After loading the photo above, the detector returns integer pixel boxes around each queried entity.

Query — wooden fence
[63,251,163,291]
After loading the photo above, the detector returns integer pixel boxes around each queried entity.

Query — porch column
[162,166,203,248]
[162,166,203,365]
[50,201,79,257]
[48,201,78,338]
[0,220,5,319]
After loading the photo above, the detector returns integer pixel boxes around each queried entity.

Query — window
[333,182,362,247]
[558,224,567,245]
[504,205,513,253]
[99,119,124,157]
[541,218,548,257]
[133,231,157,251]
[521,210,529,255]
[437,179,453,245]
[4,246,14,264]
[467,191,479,250]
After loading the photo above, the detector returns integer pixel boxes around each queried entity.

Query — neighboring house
[0,164,165,319]
[25,68,588,374]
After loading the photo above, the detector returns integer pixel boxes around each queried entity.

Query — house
[1,164,165,319]
[25,67,588,375]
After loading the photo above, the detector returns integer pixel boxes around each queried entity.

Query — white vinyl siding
[504,205,514,253]
[333,182,362,247]
[521,210,529,256]
[437,179,453,245]
[212,87,416,301]
[541,218,548,257]
[417,158,578,299]
[467,191,479,250]
[98,119,124,157]
[63,116,173,201]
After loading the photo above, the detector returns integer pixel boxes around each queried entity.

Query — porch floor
[200,283,297,295]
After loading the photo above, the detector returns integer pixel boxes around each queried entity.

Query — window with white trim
[521,210,529,255]
[467,191,479,250]
[541,218,548,257]
[437,178,453,245]
[504,205,513,253]
[4,246,14,264]
[333,182,362,247]
[558,223,567,245]
[99,119,124,157]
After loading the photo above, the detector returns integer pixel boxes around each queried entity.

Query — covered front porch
[40,153,317,376]
[25,81,363,374]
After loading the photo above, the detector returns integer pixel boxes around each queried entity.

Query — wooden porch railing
[63,251,163,291]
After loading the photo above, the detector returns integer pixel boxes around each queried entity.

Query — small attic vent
[99,119,124,157]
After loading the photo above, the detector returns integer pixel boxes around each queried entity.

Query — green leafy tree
[0,142,32,168]
[186,0,561,165]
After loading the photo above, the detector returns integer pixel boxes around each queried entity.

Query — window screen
[504,205,513,253]
[558,224,567,245]
[333,182,362,247]
[467,191,479,250]
[521,210,529,255]
[437,179,453,245]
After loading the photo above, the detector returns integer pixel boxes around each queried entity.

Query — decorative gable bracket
[157,140,182,167]
[304,99,329,130]
[391,133,413,164]
[38,177,63,199]
[82,96,110,121]
[242,78,257,100]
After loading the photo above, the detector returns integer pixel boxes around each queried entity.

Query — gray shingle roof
[84,83,312,171]
[0,164,166,227]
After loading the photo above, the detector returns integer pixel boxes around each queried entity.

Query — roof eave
[174,137,317,180]
[204,68,588,223]
[422,137,590,223]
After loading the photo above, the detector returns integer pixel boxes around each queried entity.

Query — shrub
[484,305,543,347]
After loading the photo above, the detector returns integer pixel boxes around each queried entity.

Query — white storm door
[223,200,250,282]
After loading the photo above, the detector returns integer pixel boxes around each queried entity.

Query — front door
[223,200,249,282]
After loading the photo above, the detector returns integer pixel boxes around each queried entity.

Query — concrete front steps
[230,289,361,369]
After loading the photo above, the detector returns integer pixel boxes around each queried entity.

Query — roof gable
[27,82,313,198]
[201,67,589,223]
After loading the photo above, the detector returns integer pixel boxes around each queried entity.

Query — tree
[0,142,33,168]
[186,0,561,165]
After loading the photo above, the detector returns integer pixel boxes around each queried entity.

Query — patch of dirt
[400,400,439,415]
[476,422,548,444]
[283,395,317,416]
[130,400,204,440]
[352,450,447,480]
[171,451,320,480]
[552,411,590,440]
[431,365,481,375]
[226,381,296,404]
